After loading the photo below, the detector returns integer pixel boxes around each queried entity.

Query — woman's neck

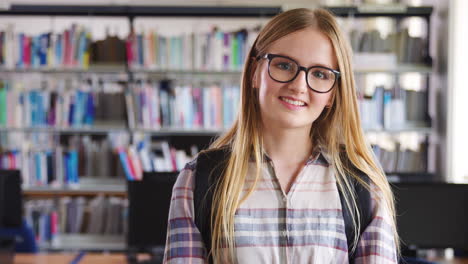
[262,125,313,165]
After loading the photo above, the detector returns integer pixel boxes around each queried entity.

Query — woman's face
[254,27,338,131]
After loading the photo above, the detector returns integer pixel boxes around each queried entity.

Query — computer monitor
[126,172,178,254]
[0,170,22,229]
[392,182,468,250]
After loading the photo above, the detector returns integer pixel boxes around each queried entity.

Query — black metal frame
[0,5,432,18]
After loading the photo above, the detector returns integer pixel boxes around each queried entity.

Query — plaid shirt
[163,151,397,264]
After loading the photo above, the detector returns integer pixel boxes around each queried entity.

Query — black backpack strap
[338,170,372,264]
[193,148,230,264]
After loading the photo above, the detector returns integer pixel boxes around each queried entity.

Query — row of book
[358,86,429,130]
[2,22,430,71]
[0,133,126,187]
[373,143,427,173]
[0,24,258,71]
[127,28,258,71]
[0,24,91,69]
[118,137,197,180]
[0,78,240,130]
[349,28,428,64]
[0,148,79,187]
[127,80,240,130]
[1,131,429,186]
[0,79,127,128]
[24,196,127,244]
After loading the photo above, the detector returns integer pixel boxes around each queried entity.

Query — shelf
[1,65,432,75]
[327,5,432,18]
[39,234,125,252]
[131,69,243,76]
[0,5,432,18]
[23,178,126,196]
[0,126,224,135]
[386,172,436,183]
[354,64,432,74]
[0,126,128,134]
[0,5,281,17]
[0,65,128,74]
[1,126,432,135]
[135,128,222,136]
[23,185,126,196]
[364,126,432,134]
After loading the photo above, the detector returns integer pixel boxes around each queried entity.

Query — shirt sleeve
[354,184,398,264]
[163,164,208,264]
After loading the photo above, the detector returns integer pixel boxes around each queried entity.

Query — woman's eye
[276,63,293,71]
[312,70,328,80]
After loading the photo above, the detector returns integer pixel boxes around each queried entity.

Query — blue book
[185,88,193,128]
[137,34,143,66]
[64,153,69,184]
[73,151,78,183]
[73,90,84,126]
[65,151,77,184]
[44,213,51,242]
[63,153,69,184]
[56,34,63,66]
[39,33,49,66]
[34,152,41,185]
[84,92,94,125]
[32,36,40,68]
[68,94,75,126]
[29,91,38,126]
[118,150,134,180]
[36,91,45,126]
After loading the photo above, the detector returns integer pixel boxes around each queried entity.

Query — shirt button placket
[284,196,290,264]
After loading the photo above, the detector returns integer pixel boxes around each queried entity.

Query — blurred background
[0,0,467,263]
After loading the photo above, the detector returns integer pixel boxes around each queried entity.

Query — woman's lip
[279,96,308,106]
[278,97,307,110]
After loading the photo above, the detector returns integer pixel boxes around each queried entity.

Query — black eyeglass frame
[257,53,341,94]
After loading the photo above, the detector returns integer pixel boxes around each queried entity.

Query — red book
[64,30,71,66]
[7,152,15,169]
[126,149,137,180]
[23,36,31,67]
[50,211,58,237]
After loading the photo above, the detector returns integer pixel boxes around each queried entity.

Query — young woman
[164,8,399,264]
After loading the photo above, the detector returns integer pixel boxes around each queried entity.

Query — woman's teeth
[280,97,305,106]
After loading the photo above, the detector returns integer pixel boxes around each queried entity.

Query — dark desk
[14,253,141,264]
[13,253,468,264]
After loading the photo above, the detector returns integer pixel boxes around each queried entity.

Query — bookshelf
[0,3,438,251]
[38,234,126,252]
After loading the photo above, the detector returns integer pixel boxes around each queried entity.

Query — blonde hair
[206,8,399,262]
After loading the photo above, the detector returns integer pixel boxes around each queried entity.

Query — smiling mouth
[279,96,307,107]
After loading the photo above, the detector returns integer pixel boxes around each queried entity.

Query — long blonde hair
[206,8,399,262]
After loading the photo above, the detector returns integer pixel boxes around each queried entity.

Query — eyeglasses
[257,53,341,93]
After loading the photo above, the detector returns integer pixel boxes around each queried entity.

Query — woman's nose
[287,69,309,94]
